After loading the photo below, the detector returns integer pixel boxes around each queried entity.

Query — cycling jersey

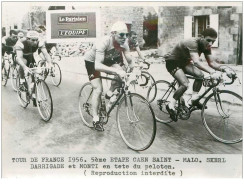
[2,36,18,56]
[84,35,129,80]
[84,35,129,66]
[15,39,45,66]
[164,38,211,75]
[164,38,211,65]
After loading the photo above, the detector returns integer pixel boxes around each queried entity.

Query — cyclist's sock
[191,92,200,101]
[93,115,99,122]
[20,78,25,84]
[105,90,113,99]
[168,97,176,110]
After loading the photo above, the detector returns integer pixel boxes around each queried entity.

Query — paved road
[1,56,242,154]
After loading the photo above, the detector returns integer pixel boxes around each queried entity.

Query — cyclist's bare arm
[190,52,215,74]
[40,47,52,65]
[205,54,225,71]
[135,46,144,60]
[123,44,134,70]
[16,49,29,71]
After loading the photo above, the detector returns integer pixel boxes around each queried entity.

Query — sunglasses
[118,33,129,38]
[206,39,215,44]
[29,38,38,42]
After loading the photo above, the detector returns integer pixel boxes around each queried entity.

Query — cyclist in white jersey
[84,21,133,131]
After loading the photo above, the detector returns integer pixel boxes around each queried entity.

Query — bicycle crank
[178,105,191,120]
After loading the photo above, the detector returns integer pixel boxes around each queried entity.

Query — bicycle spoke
[117,93,156,151]
[202,90,242,143]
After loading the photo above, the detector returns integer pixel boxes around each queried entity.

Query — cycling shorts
[85,60,100,81]
[165,60,184,76]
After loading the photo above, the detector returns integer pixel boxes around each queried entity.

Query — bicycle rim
[1,65,8,86]
[202,90,242,143]
[36,80,53,121]
[10,67,18,91]
[51,62,62,86]
[116,93,156,151]
[147,80,175,123]
[16,75,29,108]
[78,82,94,128]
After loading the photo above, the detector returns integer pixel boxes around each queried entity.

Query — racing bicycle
[78,73,157,151]
[147,71,242,144]
[16,64,53,122]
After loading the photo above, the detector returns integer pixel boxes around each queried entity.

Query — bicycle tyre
[16,75,29,108]
[202,90,242,144]
[116,93,156,151]
[147,80,175,123]
[10,66,18,91]
[78,82,94,128]
[35,80,53,121]
[1,63,8,86]
[51,62,62,86]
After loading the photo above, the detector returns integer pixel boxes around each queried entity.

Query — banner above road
[46,9,101,43]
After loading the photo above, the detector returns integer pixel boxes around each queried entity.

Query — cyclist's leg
[183,64,204,107]
[166,60,189,107]
[106,63,123,98]
[85,60,103,131]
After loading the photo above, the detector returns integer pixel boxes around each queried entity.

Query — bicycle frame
[168,75,234,115]
[99,75,125,117]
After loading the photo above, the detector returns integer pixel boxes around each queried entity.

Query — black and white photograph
[1,1,243,178]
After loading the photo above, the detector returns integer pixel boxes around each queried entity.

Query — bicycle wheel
[10,66,18,91]
[16,75,29,108]
[1,63,8,86]
[116,93,156,151]
[147,80,175,123]
[78,82,94,128]
[51,62,62,86]
[132,71,156,102]
[35,80,53,121]
[202,90,242,144]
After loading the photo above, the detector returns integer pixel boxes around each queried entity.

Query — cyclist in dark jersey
[2,30,18,61]
[84,21,133,131]
[15,31,53,105]
[164,28,235,121]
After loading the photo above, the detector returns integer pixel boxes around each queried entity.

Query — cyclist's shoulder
[15,40,24,50]
[95,35,112,49]
[181,38,199,50]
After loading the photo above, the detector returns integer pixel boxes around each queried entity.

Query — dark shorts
[165,60,184,76]
[85,60,100,81]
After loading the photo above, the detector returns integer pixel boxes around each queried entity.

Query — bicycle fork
[124,93,140,123]
[213,89,229,119]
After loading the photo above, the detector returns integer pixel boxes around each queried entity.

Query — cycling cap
[26,31,39,39]
[110,21,128,33]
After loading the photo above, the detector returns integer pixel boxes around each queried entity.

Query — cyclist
[127,31,145,61]
[15,30,53,106]
[2,30,18,63]
[84,21,133,131]
[164,28,235,121]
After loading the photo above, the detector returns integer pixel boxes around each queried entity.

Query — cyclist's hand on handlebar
[24,67,32,75]
[210,71,221,80]
[116,69,127,79]
[224,68,236,79]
